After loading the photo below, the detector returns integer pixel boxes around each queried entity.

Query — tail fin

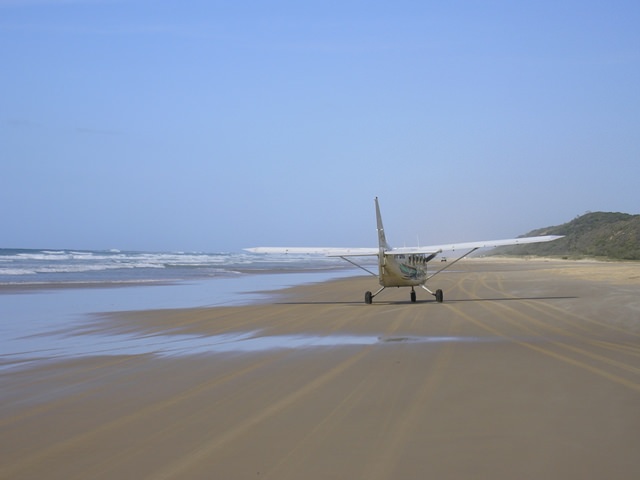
[375,197,391,252]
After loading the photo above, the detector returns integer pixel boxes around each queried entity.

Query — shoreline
[0,265,355,293]
[0,268,362,370]
[2,255,637,293]
[2,258,639,479]
[3,258,638,370]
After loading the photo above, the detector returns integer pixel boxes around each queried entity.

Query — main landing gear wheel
[435,289,444,303]
[365,291,373,304]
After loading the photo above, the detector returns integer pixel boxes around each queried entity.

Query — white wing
[389,235,564,254]
[244,247,379,256]
[246,235,562,257]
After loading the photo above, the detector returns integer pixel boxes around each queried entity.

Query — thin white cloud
[0,0,112,6]
[6,118,44,129]
[76,127,124,136]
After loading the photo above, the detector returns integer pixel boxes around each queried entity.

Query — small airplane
[246,198,563,304]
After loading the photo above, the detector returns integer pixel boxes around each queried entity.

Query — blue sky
[2,0,639,252]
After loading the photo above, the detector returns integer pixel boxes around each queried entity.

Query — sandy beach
[2,258,639,479]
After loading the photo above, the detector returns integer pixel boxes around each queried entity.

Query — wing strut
[426,247,480,282]
[339,256,378,277]
[420,247,479,298]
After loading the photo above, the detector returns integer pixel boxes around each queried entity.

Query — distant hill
[492,212,640,260]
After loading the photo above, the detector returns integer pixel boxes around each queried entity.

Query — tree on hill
[493,212,640,260]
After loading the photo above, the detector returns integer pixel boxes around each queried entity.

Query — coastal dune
[1,259,639,479]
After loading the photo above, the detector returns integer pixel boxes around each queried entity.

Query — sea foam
[0,248,349,284]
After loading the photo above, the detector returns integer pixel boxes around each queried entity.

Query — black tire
[435,289,444,303]
[365,291,373,304]
[410,290,417,303]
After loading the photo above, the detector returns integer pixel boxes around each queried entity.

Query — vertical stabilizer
[375,197,391,252]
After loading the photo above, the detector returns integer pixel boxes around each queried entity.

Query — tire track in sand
[145,307,408,480]
[0,350,292,480]
[474,273,640,372]
[361,319,460,480]
[452,274,640,393]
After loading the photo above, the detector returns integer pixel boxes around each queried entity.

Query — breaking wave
[0,248,349,285]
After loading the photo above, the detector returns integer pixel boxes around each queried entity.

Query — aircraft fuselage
[379,253,429,287]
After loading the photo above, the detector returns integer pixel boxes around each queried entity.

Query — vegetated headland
[492,211,640,260]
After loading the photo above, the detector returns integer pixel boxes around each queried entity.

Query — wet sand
[2,259,639,479]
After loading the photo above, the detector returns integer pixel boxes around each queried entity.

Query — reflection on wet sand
[3,323,511,369]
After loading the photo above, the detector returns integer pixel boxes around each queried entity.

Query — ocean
[0,248,351,285]
[0,248,366,370]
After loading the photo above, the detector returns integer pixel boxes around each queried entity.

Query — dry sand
[2,259,639,479]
